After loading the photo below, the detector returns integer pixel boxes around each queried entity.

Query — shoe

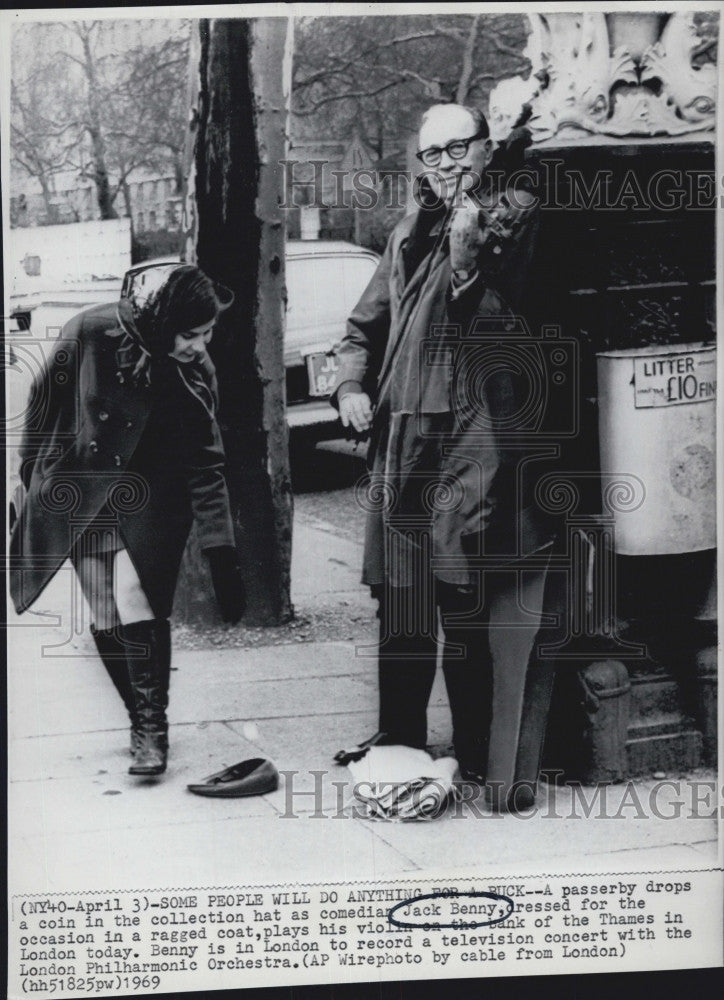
[121,619,171,776]
[334,730,425,767]
[91,624,141,756]
[454,739,489,786]
[457,764,487,784]
[187,758,279,797]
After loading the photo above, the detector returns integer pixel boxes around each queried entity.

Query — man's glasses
[416,126,487,168]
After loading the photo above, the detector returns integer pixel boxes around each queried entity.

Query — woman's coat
[10,301,235,617]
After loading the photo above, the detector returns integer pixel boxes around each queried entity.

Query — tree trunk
[120,176,133,221]
[88,132,118,219]
[37,173,56,224]
[80,29,118,221]
[176,17,293,626]
[172,150,184,194]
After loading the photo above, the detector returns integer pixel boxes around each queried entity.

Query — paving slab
[177,640,379,683]
[174,671,378,726]
[291,525,367,603]
[552,842,718,872]
[13,811,419,894]
[9,723,277,837]
[352,780,718,875]
[9,648,380,736]
[686,839,721,859]
[10,719,262,785]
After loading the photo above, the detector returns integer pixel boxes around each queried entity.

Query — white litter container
[596,343,716,555]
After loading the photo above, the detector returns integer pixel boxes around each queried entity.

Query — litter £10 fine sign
[633,347,716,408]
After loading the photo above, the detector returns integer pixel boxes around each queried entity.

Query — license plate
[306,352,340,397]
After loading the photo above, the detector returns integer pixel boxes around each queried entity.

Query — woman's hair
[162,265,220,333]
[134,264,233,357]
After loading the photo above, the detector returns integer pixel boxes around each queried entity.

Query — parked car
[120,241,380,442]
[283,240,379,441]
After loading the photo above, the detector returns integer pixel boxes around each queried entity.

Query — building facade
[10,168,182,234]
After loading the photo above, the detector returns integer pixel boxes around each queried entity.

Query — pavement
[7,507,719,895]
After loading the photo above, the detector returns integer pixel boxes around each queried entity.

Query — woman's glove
[206,546,246,623]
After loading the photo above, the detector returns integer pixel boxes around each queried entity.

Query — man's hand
[449,203,483,275]
[339,391,373,435]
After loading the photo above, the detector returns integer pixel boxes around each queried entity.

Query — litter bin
[597,342,716,555]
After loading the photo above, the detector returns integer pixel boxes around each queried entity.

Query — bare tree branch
[293,79,405,115]
[487,33,530,60]
[455,15,481,103]
[467,71,500,88]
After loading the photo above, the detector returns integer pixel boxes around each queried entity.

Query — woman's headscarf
[116,263,234,384]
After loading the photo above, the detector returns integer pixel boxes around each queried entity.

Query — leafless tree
[60,20,119,218]
[292,13,530,156]
[11,19,190,221]
[10,25,83,221]
[107,29,191,201]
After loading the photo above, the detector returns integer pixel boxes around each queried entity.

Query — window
[296,183,315,207]
[166,200,181,230]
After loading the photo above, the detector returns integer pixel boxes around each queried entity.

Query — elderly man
[332,103,563,807]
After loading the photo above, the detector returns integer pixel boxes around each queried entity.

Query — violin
[479,190,535,255]
[448,120,537,270]
[449,185,536,275]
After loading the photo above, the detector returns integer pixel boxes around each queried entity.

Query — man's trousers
[374,553,565,804]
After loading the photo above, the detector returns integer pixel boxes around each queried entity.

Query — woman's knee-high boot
[121,618,171,776]
[90,624,140,756]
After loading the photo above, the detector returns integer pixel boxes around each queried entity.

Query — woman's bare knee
[73,554,118,630]
[113,549,154,624]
